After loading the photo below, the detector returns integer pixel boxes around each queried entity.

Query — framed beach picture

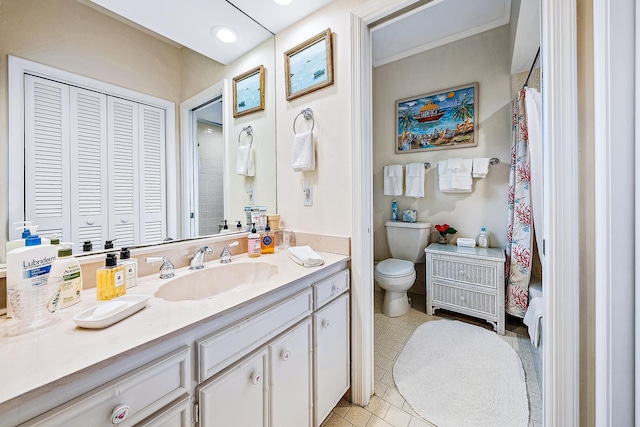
[233,65,265,118]
[395,83,478,153]
[284,28,334,101]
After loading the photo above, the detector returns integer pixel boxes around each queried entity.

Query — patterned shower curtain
[506,89,533,318]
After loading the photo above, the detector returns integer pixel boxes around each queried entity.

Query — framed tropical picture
[233,65,265,118]
[284,28,334,101]
[395,83,478,153]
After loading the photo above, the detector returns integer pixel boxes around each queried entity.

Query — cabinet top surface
[425,243,505,261]
[0,250,349,407]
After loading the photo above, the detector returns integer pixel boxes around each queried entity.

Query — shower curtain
[506,88,535,318]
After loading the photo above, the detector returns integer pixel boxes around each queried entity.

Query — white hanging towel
[288,245,324,267]
[405,163,424,198]
[472,158,490,178]
[446,157,462,171]
[523,297,544,347]
[292,130,315,171]
[383,164,403,196]
[236,145,255,176]
[438,159,472,193]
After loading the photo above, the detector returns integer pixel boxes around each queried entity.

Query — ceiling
[371,0,512,67]
[86,0,335,65]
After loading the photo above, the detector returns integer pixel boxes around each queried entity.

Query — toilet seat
[375,259,414,278]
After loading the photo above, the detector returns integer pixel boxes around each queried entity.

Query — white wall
[274,0,369,236]
[372,25,512,261]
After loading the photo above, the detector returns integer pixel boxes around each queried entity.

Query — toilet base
[382,290,410,317]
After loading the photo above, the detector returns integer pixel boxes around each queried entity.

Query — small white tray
[73,295,149,329]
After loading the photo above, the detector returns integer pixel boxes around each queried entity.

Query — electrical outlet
[304,186,313,206]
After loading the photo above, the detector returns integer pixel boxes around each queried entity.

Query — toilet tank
[385,221,431,263]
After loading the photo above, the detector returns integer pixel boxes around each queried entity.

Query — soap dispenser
[261,224,274,254]
[248,223,261,258]
[96,253,126,300]
[119,247,138,288]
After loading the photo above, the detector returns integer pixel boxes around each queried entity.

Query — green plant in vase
[435,224,457,244]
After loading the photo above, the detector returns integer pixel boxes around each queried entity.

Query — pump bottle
[96,253,126,300]
[261,224,274,254]
[49,242,82,308]
[119,247,138,288]
[248,223,261,258]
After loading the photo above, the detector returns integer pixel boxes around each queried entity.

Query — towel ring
[293,108,315,134]
[238,125,253,147]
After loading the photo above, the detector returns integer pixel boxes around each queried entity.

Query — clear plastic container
[5,276,62,336]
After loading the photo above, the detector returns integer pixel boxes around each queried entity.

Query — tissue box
[402,209,417,223]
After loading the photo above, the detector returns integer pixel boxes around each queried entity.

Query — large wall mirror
[2,0,277,260]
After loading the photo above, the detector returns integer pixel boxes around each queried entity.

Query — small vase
[438,234,448,244]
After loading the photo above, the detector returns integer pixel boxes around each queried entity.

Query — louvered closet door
[108,97,140,247]
[24,75,71,241]
[70,87,108,250]
[139,105,166,244]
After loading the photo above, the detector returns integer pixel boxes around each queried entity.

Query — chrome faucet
[190,246,213,270]
[145,256,175,279]
[220,241,239,264]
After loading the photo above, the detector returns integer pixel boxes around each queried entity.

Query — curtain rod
[523,47,541,89]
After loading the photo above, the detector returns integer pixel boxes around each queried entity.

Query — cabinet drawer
[432,282,497,316]
[22,347,190,427]
[431,256,498,289]
[197,288,313,382]
[313,270,350,309]
[134,394,191,427]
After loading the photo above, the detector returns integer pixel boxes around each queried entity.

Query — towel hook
[293,108,315,134]
[238,125,254,147]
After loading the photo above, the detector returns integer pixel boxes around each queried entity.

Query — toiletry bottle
[49,234,60,247]
[478,227,489,248]
[104,240,114,249]
[96,253,126,300]
[6,232,58,317]
[49,242,82,309]
[82,241,93,252]
[119,247,138,288]
[248,223,261,258]
[236,220,243,232]
[391,199,398,222]
[5,221,33,253]
[261,224,274,254]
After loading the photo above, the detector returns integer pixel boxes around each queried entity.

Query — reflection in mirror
[2,0,277,260]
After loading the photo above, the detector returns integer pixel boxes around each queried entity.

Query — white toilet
[375,221,431,317]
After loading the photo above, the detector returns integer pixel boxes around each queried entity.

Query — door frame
[349,1,581,424]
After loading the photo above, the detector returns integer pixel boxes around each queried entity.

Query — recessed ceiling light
[273,0,293,5]
[212,26,237,43]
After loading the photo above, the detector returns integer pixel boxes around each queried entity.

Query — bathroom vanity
[425,244,505,334]
[0,251,350,427]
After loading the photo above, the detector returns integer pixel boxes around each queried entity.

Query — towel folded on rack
[405,163,424,198]
[472,158,490,178]
[288,245,324,267]
[236,145,255,176]
[292,130,315,172]
[383,165,403,196]
[438,159,472,193]
[447,157,462,171]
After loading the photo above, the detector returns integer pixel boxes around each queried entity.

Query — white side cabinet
[425,244,506,334]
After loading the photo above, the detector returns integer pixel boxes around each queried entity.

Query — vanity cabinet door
[270,318,313,427]
[313,293,350,426]
[198,348,268,427]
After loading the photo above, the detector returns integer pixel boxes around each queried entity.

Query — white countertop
[0,250,349,407]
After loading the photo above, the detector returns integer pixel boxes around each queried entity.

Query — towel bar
[293,108,315,134]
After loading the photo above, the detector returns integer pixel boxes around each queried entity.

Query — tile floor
[321,291,543,427]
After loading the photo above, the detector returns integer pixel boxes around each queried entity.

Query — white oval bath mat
[393,320,529,427]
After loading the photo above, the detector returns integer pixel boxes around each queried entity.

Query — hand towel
[405,163,424,198]
[292,130,315,171]
[288,245,324,267]
[438,159,472,193]
[236,145,255,176]
[383,164,403,196]
[523,297,544,347]
[446,157,462,171]
[472,157,490,178]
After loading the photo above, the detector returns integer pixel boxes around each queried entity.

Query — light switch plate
[304,186,313,206]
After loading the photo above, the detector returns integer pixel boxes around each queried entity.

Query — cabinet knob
[121,217,129,223]
[110,405,131,424]
[459,270,465,276]
[86,218,95,225]
[322,319,330,328]
[460,296,465,302]
[280,350,290,361]
[332,284,339,293]
[250,371,262,385]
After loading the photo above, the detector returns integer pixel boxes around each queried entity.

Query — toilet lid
[376,259,414,276]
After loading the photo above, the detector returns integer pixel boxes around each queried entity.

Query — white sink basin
[155,262,278,302]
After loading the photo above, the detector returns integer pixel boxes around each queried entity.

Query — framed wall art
[233,65,265,118]
[395,83,478,153]
[284,28,334,101]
